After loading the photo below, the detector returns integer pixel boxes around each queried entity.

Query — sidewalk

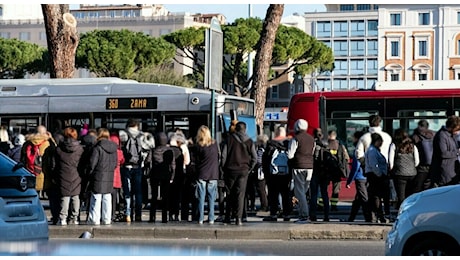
[46,202,393,241]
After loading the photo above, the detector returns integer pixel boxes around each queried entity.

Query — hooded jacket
[221,132,257,174]
[88,138,118,194]
[151,132,176,181]
[54,137,84,196]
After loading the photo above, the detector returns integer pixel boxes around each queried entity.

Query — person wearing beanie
[287,119,315,223]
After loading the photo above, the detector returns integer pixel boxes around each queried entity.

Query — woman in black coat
[87,128,118,225]
[54,127,84,226]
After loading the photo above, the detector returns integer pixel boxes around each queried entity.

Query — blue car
[0,152,48,241]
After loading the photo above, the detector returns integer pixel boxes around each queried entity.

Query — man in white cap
[287,119,315,223]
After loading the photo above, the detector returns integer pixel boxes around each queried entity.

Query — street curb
[49,223,391,241]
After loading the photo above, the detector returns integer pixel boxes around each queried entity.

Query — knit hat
[14,134,25,146]
[294,119,308,132]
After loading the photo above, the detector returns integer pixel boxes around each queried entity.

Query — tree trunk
[251,4,284,132]
[41,4,79,78]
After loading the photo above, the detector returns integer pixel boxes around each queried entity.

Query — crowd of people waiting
[0,113,459,226]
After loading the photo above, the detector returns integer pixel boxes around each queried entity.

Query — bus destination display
[106,97,157,110]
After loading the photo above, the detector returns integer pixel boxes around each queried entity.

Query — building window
[414,34,431,59]
[0,6,3,16]
[458,39,460,55]
[419,13,430,25]
[340,5,354,11]
[316,79,331,91]
[390,13,401,26]
[367,20,378,36]
[143,30,152,36]
[160,29,171,35]
[350,40,365,56]
[374,5,379,10]
[333,78,348,90]
[391,41,399,57]
[334,21,348,37]
[321,40,331,48]
[0,32,10,39]
[367,59,378,75]
[458,12,460,24]
[19,32,30,41]
[419,40,427,57]
[334,60,348,75]
[458,73,460,80]
[333,40,348,56]
[351,20,365,37]
[39,31,47,41]
[271,85,279,99]
[317,21,331,38]
[367,40,378,56]
[350,78,365,89]
[418,73,427,80]
[357,4,371,11]
[350,59,365,75]
[391,74,400,81]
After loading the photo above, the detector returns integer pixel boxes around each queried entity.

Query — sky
[163,4,326,23]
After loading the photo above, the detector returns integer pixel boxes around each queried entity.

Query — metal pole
[211,89,216,139]
[247,4,253,84]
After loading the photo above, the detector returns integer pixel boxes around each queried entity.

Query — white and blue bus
[0,77,257,142]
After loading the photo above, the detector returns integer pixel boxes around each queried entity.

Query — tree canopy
[163,17,334,95]
[76,29,176,78]
[0,38,47,79]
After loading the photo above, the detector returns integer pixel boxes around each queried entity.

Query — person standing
[345,131,370,222]
[119,118,145,222]
[430,115,460,187]
[149,132,176,223]
[355,115,392,217]
[262,126,292,222]
[221,121,257,226]
[168,133,184,221]
[86,128,118,225]
[53,127,84,226]
[21,125,54,197]
[287,119,315,223]
[325,130,349,212]
[194,125,220,224]
[389,128,419,210]
[411,119,435,192]
[110,132,125,222]
[309,127,330,222]
[364,133,389,223]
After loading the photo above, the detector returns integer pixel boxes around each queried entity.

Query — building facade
[378,4,460,81]
[303,4,379,91]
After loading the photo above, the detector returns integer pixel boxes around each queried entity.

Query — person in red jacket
[110,132,125,222]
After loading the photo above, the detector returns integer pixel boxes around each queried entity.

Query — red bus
[287,80,460,201]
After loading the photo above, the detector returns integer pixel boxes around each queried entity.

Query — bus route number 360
[106,97,157,110]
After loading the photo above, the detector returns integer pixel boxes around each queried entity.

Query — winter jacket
[195,142,220,181]
[151,132,176,181]
[54,137,84,196]
[220,132,257,174]
[430,126,459,186]
[88,139,118,194]
[110,134,125,189]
